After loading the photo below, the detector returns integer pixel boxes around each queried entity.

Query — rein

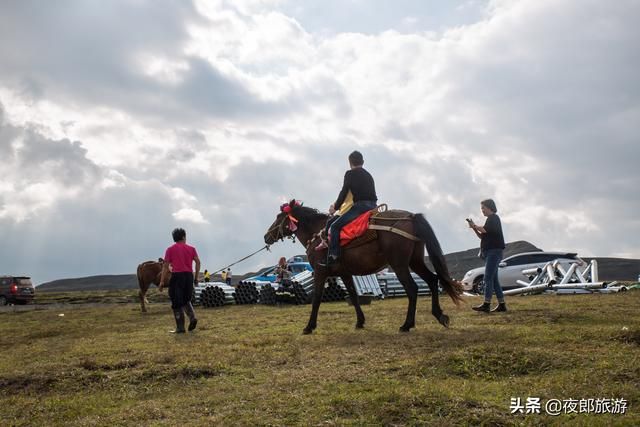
[209,245,271,276]
[306,231,324,252]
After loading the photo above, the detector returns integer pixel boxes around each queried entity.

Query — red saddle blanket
[330,211,373,247]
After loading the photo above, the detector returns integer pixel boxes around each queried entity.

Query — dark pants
[169,272,197,331]
[483,248,505,303]
[328,200,377,258]
[169,272,194,310]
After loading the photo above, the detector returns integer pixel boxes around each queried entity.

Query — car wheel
[473,277,485,295]
[0,295,7,306]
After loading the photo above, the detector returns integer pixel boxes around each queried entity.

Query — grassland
[1,289,638,426]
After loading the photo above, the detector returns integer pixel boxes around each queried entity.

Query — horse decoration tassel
[281,200,302,232]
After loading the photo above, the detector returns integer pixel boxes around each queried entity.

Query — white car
[461,252,586,294]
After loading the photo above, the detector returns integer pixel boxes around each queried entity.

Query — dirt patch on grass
[613,328,640,345]
[0,370,109,395]
[444,346,565,380]
[79,358,143,371]
[1,362,230,396]
[0,374,58,394]
[136,364,230,383]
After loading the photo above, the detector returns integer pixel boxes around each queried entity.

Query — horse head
[264,199,302,244]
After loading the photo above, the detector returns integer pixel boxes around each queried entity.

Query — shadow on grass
[0,362,232,396]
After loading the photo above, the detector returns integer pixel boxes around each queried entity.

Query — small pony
[136,258,171,312]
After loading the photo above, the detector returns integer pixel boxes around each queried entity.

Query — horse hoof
[399,326,411,333]
[355,323,365,329]
[302,328,313,335]
[438,314,450,328]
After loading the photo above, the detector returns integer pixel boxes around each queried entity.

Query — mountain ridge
[36,241,639,292]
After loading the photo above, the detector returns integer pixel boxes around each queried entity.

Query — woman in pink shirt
[160,228,201,333]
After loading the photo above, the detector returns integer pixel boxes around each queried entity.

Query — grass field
[1,289,638,426]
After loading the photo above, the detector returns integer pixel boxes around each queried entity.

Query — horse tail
[413,214,464,305]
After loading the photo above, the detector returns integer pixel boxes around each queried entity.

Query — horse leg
[139,285,148,313]
[341,274,365,329]
[410,256,448,328]
[303,271,328,334]
[393,266,419,332]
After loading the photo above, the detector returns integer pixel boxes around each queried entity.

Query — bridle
[266,200,306,244]
[265,215,294,243]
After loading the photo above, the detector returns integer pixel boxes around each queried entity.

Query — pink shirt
[164,242,198,273]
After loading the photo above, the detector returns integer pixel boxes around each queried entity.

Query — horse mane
[292,205,328,224]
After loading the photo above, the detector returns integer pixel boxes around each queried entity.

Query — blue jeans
[483,248,504,303]
[328,200,377,258]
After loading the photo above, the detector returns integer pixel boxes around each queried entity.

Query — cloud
[0,104,103,221]
[0,0,638,284]
[172,208,209,224]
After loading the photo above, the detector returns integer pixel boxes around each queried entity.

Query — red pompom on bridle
[280,199,302,232]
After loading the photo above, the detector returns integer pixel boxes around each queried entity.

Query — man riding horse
[264,152,463,334]
[319,150,377,268]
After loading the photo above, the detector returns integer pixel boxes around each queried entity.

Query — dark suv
[0,276,35,305]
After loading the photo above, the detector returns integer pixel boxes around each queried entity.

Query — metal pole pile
[289,282,310,304]
[259,283,277,305]
[233,281,261,305]
[288,271,315,304]
[322,277,347,302]
[376,271,433,298]
[504,259,612,296]
[271,281,298,305]
[198,283,235,307]
[353,274,384,298]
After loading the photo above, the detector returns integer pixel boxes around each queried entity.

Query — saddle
[317,205,416,251]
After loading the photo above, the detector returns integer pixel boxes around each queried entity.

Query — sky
[1,0,638,284]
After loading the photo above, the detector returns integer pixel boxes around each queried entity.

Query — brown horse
[136,258,171,312]
[264,200,463,334]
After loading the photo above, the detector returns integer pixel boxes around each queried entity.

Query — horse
[264,200,464,334]
[136,258,171,312]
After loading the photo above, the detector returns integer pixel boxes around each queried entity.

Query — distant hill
[37,274,138,292]
[37,270,262,292]
[581,257,640,282]
[37,241,639,292]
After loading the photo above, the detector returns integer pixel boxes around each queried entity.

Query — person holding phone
[467,199,507,313]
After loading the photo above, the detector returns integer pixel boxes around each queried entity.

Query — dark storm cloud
[0,0,197,88]
[0,1,304,123]
[0,110,102,190]
[168,57,295,119]
[16,132,102,187]
[371,1,640,253]
[0,115,187,283]
[1,180,182,282]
